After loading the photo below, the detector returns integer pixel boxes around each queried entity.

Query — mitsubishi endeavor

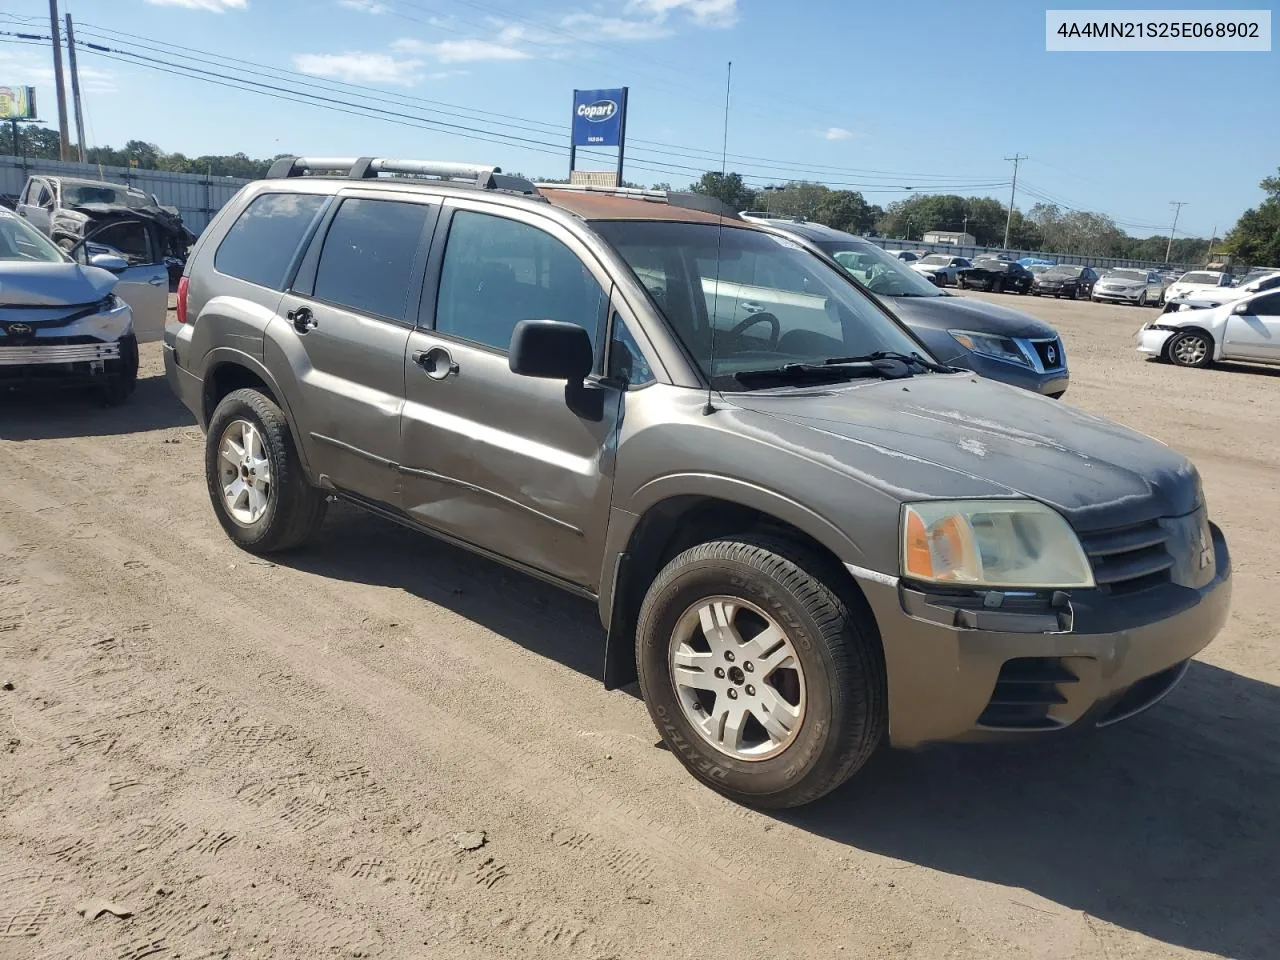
[164,157,1231,808]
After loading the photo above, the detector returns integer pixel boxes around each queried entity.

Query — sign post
[569,87,628,187]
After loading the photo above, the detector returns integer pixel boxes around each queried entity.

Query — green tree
[813,189,876,234]
[1224,168,1280,268]
[690,171,756,211]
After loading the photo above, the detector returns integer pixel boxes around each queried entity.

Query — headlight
[98,293,126,312]
[948,329,1031,366]
[902,499,1094,588]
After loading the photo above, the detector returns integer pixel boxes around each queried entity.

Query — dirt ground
[2,292,1276,960]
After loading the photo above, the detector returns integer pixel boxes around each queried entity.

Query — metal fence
[0,156,250,235]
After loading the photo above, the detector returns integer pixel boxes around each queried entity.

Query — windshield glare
[1105,269,1147,281]
[814,238,944,298]
[1046,265,1083,277]
[594,221,932,390]
[0,211,66,263]
[1179,272,1220,285]
[919,254,951,265]
[62,182,148,208]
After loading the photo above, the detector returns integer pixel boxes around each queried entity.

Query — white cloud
[2,51,118,94]
[560,12,673,40]
[337,0,389,11]
[143,0,247,10]
[626,0,738,27]
[823,127,854,141]
[292,52,424,86]
[393,37,533,63]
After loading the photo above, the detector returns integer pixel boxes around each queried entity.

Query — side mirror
[89,253,129,274]
[1232,301,1250,315]
[509,319,593,382]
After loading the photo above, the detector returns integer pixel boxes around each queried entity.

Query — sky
[1,0,1277,239]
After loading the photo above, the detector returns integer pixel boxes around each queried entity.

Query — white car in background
[1138,288,1280,368]
[1162,270,1232,303]
[1165,270,1280,309]
[911,253,971,286]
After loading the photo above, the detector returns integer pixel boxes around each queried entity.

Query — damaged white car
[1137,287,1280,369]
[0,208,138,404]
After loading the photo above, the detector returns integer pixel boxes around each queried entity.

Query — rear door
[399,201,620,589]
[273,193,438,505]
[76,220,169,341]
[1222,292,1280,362]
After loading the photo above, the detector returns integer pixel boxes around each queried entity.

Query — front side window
[1247,292,1280,316]
[435,210,607,353]
[313,198,430,320]
[215,192,327,290]
[595,220,928,390]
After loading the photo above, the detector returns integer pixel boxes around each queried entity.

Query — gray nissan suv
[165,157,1231,808]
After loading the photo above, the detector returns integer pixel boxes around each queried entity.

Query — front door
[275,194,438,504]
[1222,292,1280,362]
[399,203,620,590]
[75,220,169,341]
[17,178,53,236]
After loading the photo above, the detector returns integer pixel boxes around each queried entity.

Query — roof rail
[534,183,741,219]
[265,156,537,194]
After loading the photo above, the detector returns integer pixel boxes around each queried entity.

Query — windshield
[0,210,66,263]
[1027,264,1050,274]
[812,238,944,298]
[1103,269,1147,281]
[1046,265,1083,277]
[61,181,148,208]
[1179,271,1220,285]
[919,254,951,265]
[594,220,931,390]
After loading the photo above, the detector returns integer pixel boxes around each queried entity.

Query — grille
[1079,518,1173,595]
[1029,337,1065,370]
[977,657,1078,729]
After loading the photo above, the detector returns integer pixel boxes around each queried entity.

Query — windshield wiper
[820,351,958,374]
[731,361,907,386]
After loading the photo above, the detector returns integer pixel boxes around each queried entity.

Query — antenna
[703,60,732,417]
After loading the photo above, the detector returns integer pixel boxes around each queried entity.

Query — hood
[885,291,1056,339]
[1099,276,1145,288]
[729,374,1198,533]
[0,261,116,307]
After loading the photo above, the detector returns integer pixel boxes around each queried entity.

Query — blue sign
[571,88,626,147]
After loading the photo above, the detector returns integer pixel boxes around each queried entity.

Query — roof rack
[265,156,538,194]
[533,183,741,219]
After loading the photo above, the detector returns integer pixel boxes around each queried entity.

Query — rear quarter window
[214,192,328,290]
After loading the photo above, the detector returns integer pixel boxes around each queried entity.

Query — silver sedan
[1091,268,1167,307]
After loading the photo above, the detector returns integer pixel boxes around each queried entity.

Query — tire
[991,278,1003,293]
[636,536,886,809]
[101,333,138,406]
[1070,287,1079,300]
[204,388,327,553]
[1167,330,1213,368]
[1137,291,1148,307]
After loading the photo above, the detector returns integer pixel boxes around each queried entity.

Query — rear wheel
[991,277,1003,293]
[1167,330,1212,368]
[205,388,327,553]
[636,536,886,809]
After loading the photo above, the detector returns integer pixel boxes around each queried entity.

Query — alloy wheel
[669,596,806,761]
[217,418,272,524]
[1172,334,1208,366]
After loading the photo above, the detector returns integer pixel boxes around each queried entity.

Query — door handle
[148,276,165,286]
[286,306,317,333]
[411,346,459,381]
[741,302,766,314]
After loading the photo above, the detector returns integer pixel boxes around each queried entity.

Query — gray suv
[165,157,1231,808]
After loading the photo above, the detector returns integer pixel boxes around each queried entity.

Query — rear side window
[313,198,431,321]
[214,192,326,290]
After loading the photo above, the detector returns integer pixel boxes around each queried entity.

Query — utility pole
[47,0,71,161]
[1205,223,1217,265]
[1165,201,1186,263]
[1002,154,1028,249]
[65,14,86,162]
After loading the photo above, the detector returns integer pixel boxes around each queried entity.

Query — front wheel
[636,537,886,809]
[1167,330,1213,368]
[205,388,328,553]
[1137,291,1148,307]
[101,333,138,406]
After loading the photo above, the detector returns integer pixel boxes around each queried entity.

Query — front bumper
[1093,287,1147,303]
[163,327,205,427]
[951,350,1070,398]
[1137,325,1176,357]
[847,523,1231,748]
[0,341,122,365]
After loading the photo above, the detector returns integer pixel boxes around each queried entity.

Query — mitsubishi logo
[1046,344,1057,365]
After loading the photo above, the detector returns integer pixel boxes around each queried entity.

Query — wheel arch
[601,481,876,690]
[201,350,314,476]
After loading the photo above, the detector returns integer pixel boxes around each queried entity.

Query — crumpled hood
[729,374,1199,532]
[886,292,1055,339]
[0,261,116,307]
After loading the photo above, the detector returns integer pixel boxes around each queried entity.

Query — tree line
[5,126,1274,267]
